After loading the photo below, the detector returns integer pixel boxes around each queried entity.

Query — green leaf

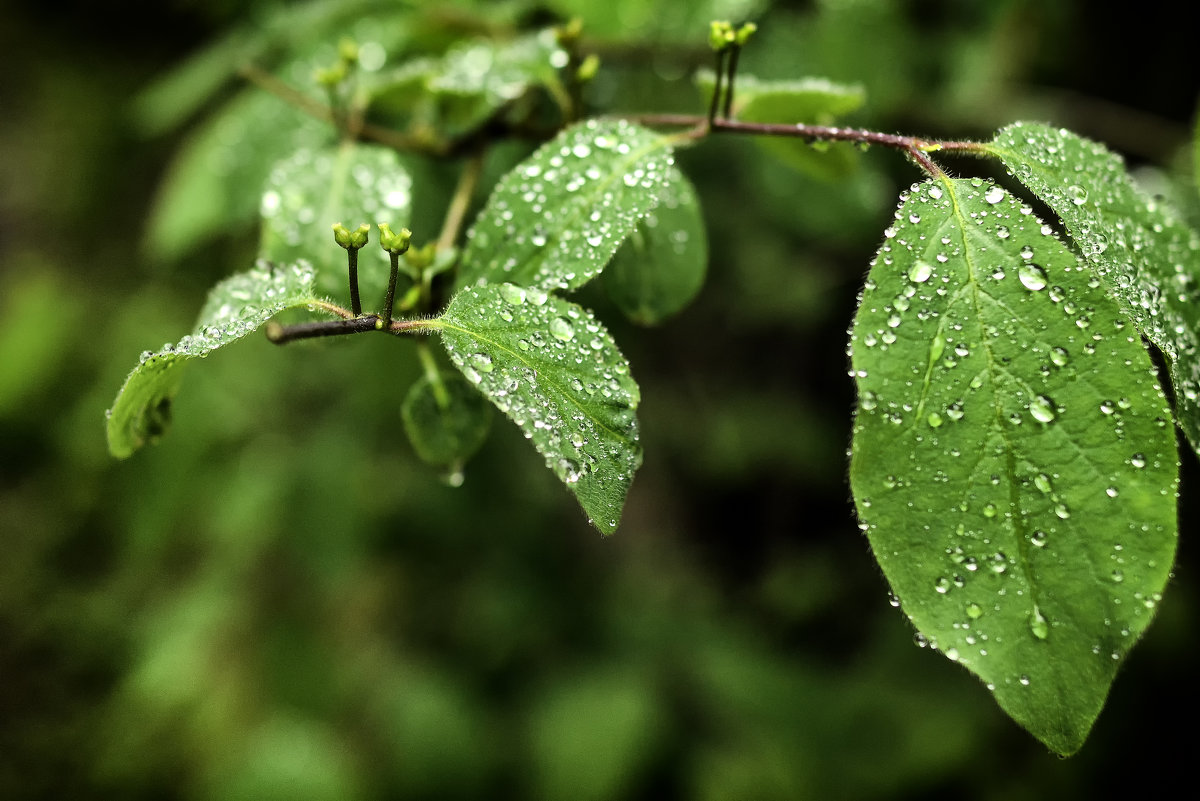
[145,89,331,263]
[987,122,1200,456]
[259,142,413,303]
[603,165,707,325]
[696,71,866,180]
[433,284,642,534]
[849,178,1178,755]
[457,119,676,293]
[401,368,493,472]
[107,262,321,458]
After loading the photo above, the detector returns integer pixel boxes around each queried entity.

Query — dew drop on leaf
[1018,263,1049,291]
[1029,395,1057,423]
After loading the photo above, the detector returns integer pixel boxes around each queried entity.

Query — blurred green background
[2,0,1198,798]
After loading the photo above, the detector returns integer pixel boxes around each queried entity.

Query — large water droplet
[984,186,1005,204]
[549,317,576,341]
[1066,184,1088,205]
[1029,395,1056,423]
[1018,263,1049,291]
[1030,607,1049,640]
[908,260,933,283]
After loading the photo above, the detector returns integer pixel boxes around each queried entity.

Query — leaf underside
[850,178,1178,755]
[988,121,1200,457]
[435,284,643,534]
[106,262,321,458]
[603,164,708,325]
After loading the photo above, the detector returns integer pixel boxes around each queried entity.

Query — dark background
[2,1,1198,798]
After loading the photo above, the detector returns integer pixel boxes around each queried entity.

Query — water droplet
[549,317,576,341]
[1130,453,1146,469]
[984,185,1005,204]
[927,412,944,428]
[469,352,494,373]
[1049,347,1069,367]
[1018,263,1048,291]
[1066,184,1088,205]
[499,284,527,305]
[1033,473,1053,493]
[990,553,1008,573]
[1106,486,1119,498]
[908,260,933,283]
[966,603,983,619]
[983,502,998,518]
[1018,674,1031,686]
[935,577,952,594]
[1054,502,1071,520]
[1029,395,1056,423]
[1099,399,1115,415]
[1111,569,1125,583]
[1029,607,1049,640]
[1030,530,1047,547]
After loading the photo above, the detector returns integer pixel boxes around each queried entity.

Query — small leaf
[259,142,414,304]
[850,179,1178,755]
[987,122,1200,456]
[107,262,321,458]
[401,369,493,471]
[456,119,675,293]
[696,71,866,180]
[434,284,642,533]
[603,165,707,325]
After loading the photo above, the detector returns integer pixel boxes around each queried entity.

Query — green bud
[709,20,734,51]
[332,222,370,249]
[735,22,757,47]
[556,17,584,47]
[338,37,359,65]
[576,53,600,83]
[314,62,347,87]
[377,223,412,255]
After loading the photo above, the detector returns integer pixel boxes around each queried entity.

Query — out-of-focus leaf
[697,70,866,180]
[259,142,413,303]
[401,368,493,472]
[144,90,330,263]
[457,119,675,293]
[434,284,642,533]
[603,165,707,324]
[850,178,1178,755]
[107,262,321,458]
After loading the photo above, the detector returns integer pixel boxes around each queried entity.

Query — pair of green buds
[332,221,411,325]
[708,20,757,52]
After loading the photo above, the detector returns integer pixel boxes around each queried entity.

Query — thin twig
[437,151,486,252]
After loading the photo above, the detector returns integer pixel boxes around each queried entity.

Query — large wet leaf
[987,122,1200,456]
[259,142,413,303]
[107,262,322,458]
[433,284,642,534]
[849,178,1178,755]
[603,165,707,325]
[456,119,675,293]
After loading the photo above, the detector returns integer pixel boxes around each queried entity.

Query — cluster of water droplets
[136,261,318,368]
[460,118,673,292]
[993,121,1200,449]
[439,284,642,529]
[428,30,567,106]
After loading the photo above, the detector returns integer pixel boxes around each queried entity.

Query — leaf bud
[576,53,600,83]
[709,21,734,52]
[735,22,757,47]
[338,37,359,65]
[377,223,412,255]
[314,62,348,87]
[332,222,370,250]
